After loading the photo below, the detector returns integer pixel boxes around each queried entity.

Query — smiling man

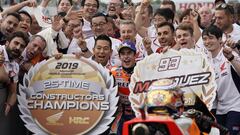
[202,25,240,135]
[17,35,47,82]
[17,11,32,35]
[0,12,21,45]
[0,31,29,135]
[175,23,195,49]
[107,0,124,18]
[91,34,113,69]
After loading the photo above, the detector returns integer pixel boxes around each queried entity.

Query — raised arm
[223,47,240,76]
[40,0,51,8]
[134,0,150,38]
[1,0,36,17]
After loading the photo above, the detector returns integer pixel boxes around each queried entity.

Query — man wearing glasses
[107,0,124,19]
[80,0,99,39]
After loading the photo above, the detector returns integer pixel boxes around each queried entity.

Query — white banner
[129,49,217,116]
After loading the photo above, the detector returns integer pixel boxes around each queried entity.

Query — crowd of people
[0,0,240,134]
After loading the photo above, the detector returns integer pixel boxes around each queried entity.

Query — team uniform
[111,66,135,135]
[212,49,240,134]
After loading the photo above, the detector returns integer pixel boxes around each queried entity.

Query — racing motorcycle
[122,79,229,135]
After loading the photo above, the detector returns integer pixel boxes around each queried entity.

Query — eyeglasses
[92,22,106,27]
[84,3,98,8]
[216,3,234,14]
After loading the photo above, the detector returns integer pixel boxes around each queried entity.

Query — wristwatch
[81,48,88,52]
[228,55,235,62]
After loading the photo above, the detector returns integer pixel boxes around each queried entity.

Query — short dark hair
[154,8,174,23]
[81,0,99,9]
[5,12,22,22]
[18,10,32,24]
[179,9,201,26]
[157,21,175,33]
[176,23,194,36]
[7,31,29,45]
[94,34,112,48]
[58,0,73,6]
[215,3,235,15]
[161,0,176,13]
[91,12,108,24]
[202,25,223,39]
[214,0,226,4]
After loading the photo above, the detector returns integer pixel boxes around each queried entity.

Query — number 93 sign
[129,49,217,117]
[18,54,118,135]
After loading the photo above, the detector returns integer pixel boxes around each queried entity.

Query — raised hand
[24,0,37,7]
[190,10,199,23]
[223,46,234,60]
[113,14,121,29]
[73,26,83,39]
[141,0,150,7]
[225,38,237,49]
[65,6,83,21]
[142,37,152,51]
[52,15,64,32]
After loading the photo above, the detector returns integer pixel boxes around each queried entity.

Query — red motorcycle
[122,79,228,135]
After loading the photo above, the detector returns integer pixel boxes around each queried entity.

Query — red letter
[179,3,187,11]
[133,81,152,94]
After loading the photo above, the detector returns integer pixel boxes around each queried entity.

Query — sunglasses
[216,3,234,14]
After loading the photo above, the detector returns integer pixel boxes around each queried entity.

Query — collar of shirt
[213,48,224,63]
[21,49,29,61]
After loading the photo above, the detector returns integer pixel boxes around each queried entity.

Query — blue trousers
[216,111,240,135]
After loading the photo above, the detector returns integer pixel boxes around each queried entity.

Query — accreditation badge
[129,49,217,117]
[18,55,118,135]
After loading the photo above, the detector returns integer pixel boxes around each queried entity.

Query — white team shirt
[212,49,240,114]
